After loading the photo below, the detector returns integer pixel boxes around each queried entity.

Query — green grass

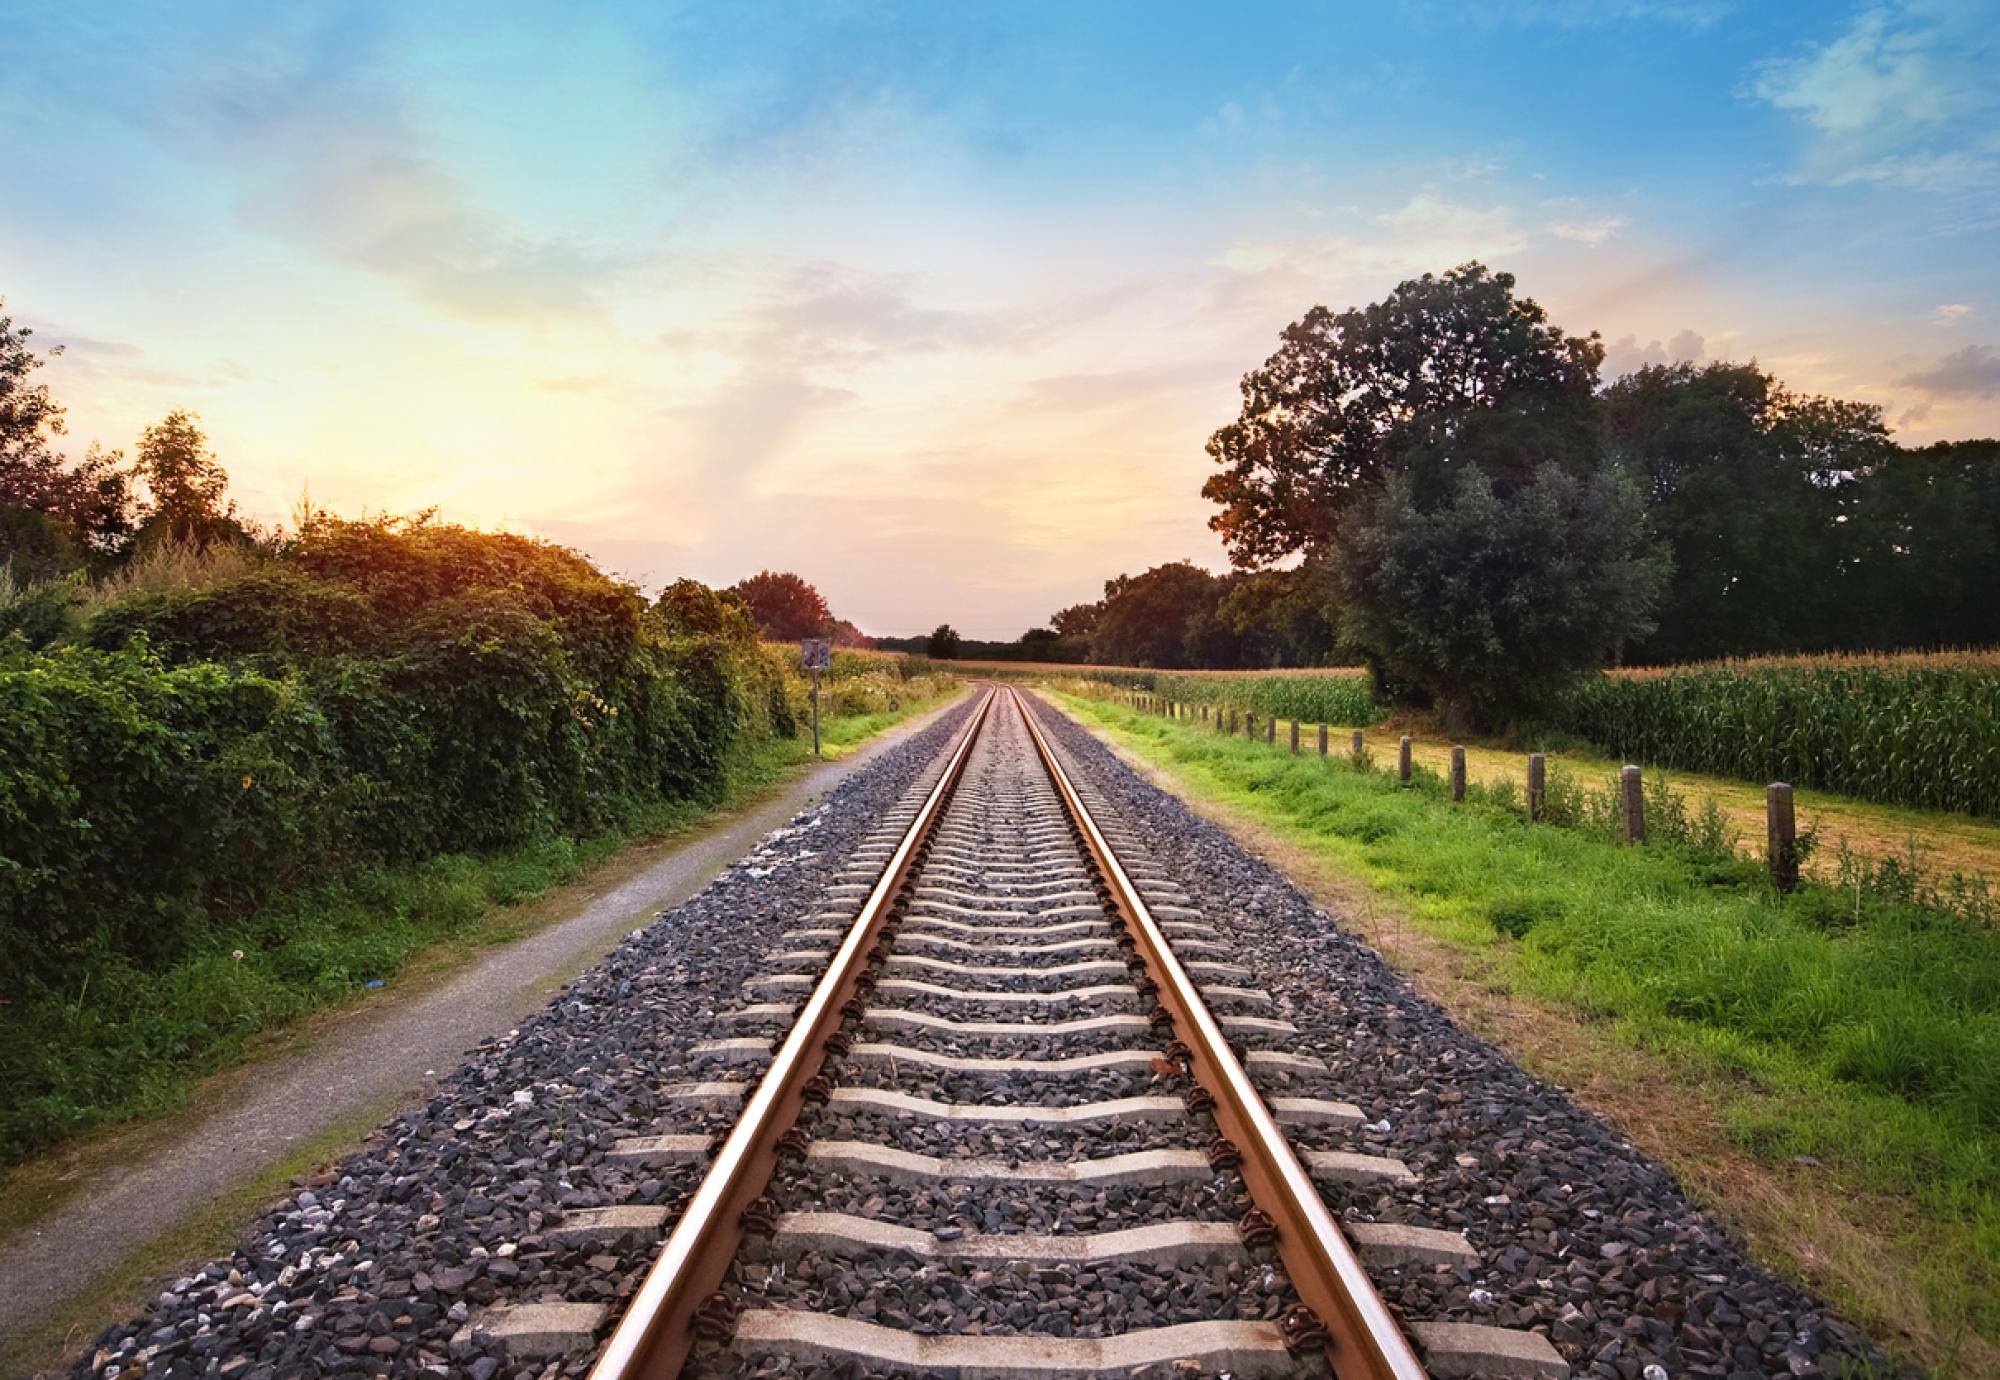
[0,693,957,1167]
[1059,692,1999,1363]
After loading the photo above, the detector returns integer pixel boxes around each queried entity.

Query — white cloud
[1932,303,1974,325]
[1747,2,1997,193]
[1548,214,1630,248]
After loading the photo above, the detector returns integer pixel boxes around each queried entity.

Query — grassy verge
[0,689,958,1170]
[1056,692,1997,1377]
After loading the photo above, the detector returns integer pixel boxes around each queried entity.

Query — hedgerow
[0,516,827,1157]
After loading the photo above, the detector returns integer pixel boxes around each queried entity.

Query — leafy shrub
[0,517,828,1157]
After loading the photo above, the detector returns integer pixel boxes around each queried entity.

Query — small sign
[800,638,832,671]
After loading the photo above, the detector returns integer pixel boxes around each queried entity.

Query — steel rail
[1012,687,1430,1380]
[587,687,997,1380]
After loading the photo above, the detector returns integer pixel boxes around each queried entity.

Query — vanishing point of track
[580,687,1564,1379]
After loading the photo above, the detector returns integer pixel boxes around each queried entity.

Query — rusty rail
[1013,687,1428,1380]
[586,687,996,1380]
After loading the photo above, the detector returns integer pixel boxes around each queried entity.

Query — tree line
[960,265,1999,728]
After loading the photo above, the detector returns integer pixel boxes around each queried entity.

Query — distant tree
[1020,627,1060,650]
[730,570,830,640]
[1334,464,1667,730]
[0,303,135,553]
[1050,602,1101,639]
[829,617,876,649]
[1845,437,2000,650]
[1204,262,1604,568]
[1092,562,1222,667]
[132,410,238,547]
[926,623,962,659]
[1605,362,1891,660]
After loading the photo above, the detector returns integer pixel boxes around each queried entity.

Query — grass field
[1057,692,1998,1376]
[1062,675,2000,895]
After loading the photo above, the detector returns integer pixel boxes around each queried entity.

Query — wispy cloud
[1747,1,1997,196]
[1932,303,1974,325]
[1549,214,1630,248]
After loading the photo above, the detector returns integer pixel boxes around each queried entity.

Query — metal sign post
[800,638,831,756]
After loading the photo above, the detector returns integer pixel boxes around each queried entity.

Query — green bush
[0,518,811,1159]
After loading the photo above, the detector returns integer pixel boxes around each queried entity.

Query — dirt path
[0,692,966,1358]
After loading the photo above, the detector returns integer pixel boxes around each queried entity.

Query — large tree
[1204,262,1604,568]
[729,570,830,640]
[1091,561,1222,668]
[0,302,134,554]
[1209,264,1663,722]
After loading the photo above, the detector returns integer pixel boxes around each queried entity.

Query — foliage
[1333,462,1668,728]
[0,517,844,1159]
[0,304,134,553]
[1563,660,2000,818]
[1091,561,1220,667]
[731,569,830,640]
[925,623,962,659]
[130,410,238,548]
[1203,262,1605,567]
[1602,361,1938,662]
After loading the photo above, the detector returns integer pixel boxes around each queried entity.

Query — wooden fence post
[1290,719,1300,754]
[1527,753,1545,822]
[1318,723,1328,756]
[1451,745,1466,802]
[1266,716,1275,745]
[1398,735,1413,785]
[1621,765,1645,843]
[1767,783,1798,892]
[1228,709,1238,735]
[1351,729,1365,764]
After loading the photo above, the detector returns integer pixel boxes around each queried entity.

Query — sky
[3,1,1998,638]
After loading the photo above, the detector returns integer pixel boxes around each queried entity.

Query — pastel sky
[4,1,1997,637]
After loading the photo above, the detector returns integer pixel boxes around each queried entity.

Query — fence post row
[1621,764,1645,843]
[1398,735,1413,786]
[1450,745,1466,802]
[1767,782,1798,892]
[1527,752,1545,822]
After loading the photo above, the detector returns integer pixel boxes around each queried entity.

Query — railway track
[477,688,1568,1379]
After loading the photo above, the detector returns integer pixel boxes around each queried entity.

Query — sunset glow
[4,2,1996,635]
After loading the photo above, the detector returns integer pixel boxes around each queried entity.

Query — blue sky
[3,1,1996,636]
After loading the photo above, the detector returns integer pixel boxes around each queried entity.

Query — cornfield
[1564,662,2000,818]
[1147,670,1386,727]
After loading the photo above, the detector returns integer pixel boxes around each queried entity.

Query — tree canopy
[926,623,962,659]
[1203,262,1604,568]
[729,569,830,640]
